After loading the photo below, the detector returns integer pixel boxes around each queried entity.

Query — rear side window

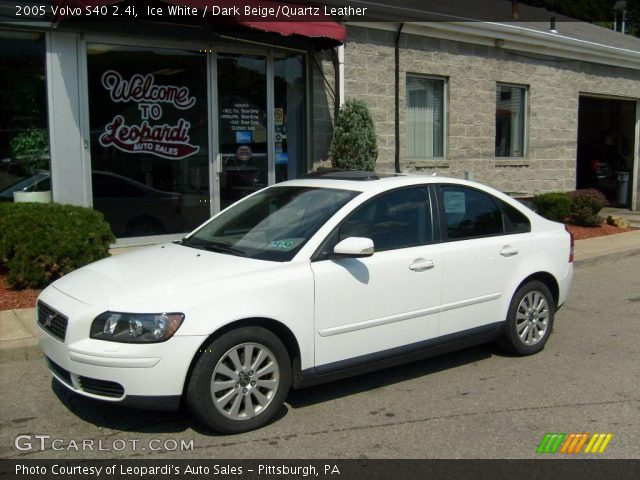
[500,200,531,234]
[439,185,503,240]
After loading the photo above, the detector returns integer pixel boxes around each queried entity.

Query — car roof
[281,171,496,195]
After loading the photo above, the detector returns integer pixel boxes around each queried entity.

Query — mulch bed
[565,223,638,241]
[0,269,41,311]
[0,222,638,310]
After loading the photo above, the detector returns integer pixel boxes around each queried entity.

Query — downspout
[395,23,404,173]
[337,44,345,107]
[331,47,343,121]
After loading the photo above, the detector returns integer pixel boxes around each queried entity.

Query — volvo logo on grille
[43,313,56,328]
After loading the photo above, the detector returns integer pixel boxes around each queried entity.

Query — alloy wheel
[515,291,550,345]
[210,342,280,421]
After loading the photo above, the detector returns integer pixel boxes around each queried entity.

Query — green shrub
[329,99,378,171]
[532,192,572,222]
[10,129,49,173]
[0,203,115,289]
[568,189,607,227]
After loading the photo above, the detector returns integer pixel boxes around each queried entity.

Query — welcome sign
[98,70,200,160]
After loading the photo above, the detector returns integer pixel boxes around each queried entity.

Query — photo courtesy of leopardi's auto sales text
[1,0,640,479]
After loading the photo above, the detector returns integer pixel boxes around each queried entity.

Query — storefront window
[0,30,50,203]
[274,54,306,182]
[87,43,209,237]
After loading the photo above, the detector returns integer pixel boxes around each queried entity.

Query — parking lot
[1,252,639,459]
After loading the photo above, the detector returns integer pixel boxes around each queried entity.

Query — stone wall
[312,24,640,208]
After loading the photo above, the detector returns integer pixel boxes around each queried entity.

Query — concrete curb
[0,308,41,362]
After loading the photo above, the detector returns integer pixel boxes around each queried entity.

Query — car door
[435,184,529,337]
[311,186,442,369]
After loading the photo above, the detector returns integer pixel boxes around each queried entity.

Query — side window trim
[311,185,433,262]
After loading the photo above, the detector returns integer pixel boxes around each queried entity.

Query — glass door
[216,53,268,210]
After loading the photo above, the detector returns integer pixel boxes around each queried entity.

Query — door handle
[500,245,519,257]
[409,259,435,271]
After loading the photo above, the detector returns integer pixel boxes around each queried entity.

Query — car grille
[46,357,72,385]
[37,301,68,341]
[77,376,125,398]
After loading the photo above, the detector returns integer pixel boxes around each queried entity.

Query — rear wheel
[186,327,291,434]
[498,281,555,355]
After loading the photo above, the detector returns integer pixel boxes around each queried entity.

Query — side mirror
[332,237,375,258]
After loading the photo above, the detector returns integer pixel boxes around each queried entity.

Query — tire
[497,281,555,356]
[186,327,291,434]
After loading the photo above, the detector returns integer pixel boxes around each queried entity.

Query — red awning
[53,0,346,46]
[238,20,346,43]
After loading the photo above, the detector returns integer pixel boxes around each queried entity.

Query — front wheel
[186,327,291,434]
[498,281,555,356]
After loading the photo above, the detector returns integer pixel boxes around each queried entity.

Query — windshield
[183,186,360,261]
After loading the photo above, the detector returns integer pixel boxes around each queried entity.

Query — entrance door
[216,53,268,210]
[577,96,637,208]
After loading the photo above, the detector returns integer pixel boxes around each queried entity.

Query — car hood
[51,242,275,309]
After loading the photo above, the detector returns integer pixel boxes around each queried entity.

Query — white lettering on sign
[101,70,196,110]
[99,116,199,160]
[98,70,200,160]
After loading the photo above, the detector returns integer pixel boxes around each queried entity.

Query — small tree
[329,99,378,171]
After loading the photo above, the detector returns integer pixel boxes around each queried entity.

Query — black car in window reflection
[0,170,184,238]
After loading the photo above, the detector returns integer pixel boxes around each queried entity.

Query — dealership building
[1,0,639,244]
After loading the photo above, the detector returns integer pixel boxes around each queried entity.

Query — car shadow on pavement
[51,379,195,433]
[287,343,497,409]
[50,378,289,436]
[50,343,502,435]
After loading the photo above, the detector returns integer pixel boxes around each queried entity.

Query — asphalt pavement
[0,235,639,459]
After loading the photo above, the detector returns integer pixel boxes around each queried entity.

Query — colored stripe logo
[537,433,612,454]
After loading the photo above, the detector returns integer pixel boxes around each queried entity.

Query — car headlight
[90,312,184,343]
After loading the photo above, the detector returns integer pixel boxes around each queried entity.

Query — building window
[495,84,527,157]
[0,30,50,202]
[406,76,445,158]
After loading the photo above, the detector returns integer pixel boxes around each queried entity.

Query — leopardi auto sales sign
[98,70,200,160]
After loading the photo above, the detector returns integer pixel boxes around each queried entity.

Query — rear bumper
[557,264,574,308]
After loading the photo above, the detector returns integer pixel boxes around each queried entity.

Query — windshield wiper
[201,242,247,257]
[180,237,246,257]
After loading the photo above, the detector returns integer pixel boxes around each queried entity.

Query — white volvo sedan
[37,171,573,433]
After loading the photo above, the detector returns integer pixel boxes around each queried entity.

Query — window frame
[495,82,529,159]
[434,184,531,242]
[312,185,436,261]
[405,74,448,160]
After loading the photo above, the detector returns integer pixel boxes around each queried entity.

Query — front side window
[495,84,527,157]
[185,186,359,262]
[439,185,503,240]
[317,187,431,258]
[406,76,445,158]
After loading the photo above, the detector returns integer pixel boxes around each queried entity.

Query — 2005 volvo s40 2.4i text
[37,171,573,433]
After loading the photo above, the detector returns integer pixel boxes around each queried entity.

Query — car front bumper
[37,286,207,411]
